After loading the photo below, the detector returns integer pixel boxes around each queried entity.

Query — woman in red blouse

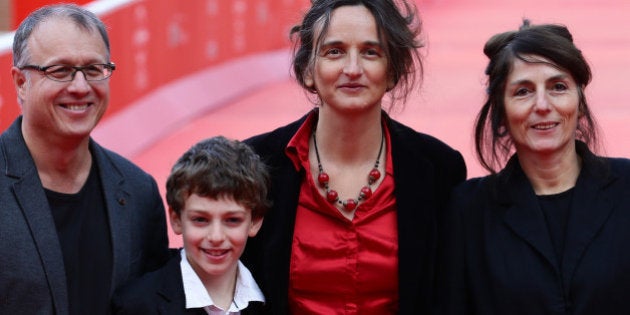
[243,1,466,314]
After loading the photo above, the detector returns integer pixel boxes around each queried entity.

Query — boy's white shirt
[180,249,265,314]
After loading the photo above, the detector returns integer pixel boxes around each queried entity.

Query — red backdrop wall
[0,0,308,132]
[12,0,92,29]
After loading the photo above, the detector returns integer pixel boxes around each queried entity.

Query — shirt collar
[285,109,393,177]
[286,110,318,172]
[179,249,265,312]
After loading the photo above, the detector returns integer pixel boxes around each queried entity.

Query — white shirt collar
[179,249,265,314]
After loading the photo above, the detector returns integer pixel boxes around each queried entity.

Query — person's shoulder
[90,140,154,180]
[598,157,630,186]
[606,156,630,172]
[446,175,496,219]
[244,113,308,150]
[388,118,460,157]
[124,254,177,289]
[453,176,492,196]
[112,254,181,313]
[0,117,27,160]
[90,141,137,170]
[241,302,266,315]
[388,118,467,184]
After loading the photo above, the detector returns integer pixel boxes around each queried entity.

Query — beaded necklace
[312,127,384,211]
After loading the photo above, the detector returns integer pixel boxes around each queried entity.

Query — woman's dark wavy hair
[290,0,423,109]
[475,19,600,173]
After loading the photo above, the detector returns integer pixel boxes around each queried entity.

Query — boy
[112,136,270,314]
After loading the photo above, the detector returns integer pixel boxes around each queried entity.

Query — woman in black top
[441,20,630,314]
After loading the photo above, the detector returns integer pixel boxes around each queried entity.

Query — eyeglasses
[19,63,116,82]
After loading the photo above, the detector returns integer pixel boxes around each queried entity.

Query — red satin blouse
[285,113,399,314]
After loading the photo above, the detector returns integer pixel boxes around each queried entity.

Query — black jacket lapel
[499,158,560,272]
[561,143,616,293]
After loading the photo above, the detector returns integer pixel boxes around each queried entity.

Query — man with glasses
[0,4,170,314]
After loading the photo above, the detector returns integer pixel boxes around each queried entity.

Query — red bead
[359,186,372,200]
[326,189,339,203]
[368,168,381,183]
[318,172,329,187]
[343,199,357,211]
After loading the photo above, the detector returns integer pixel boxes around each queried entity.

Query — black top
[441,141,630,315]
[538,187,574,267]
[47,161,113,315]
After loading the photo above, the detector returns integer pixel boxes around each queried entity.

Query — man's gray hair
[13,3,110,67]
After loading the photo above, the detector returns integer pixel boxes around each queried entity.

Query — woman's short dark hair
[290,0,423,109]
[166,136,271,219]
[475,19,600,173]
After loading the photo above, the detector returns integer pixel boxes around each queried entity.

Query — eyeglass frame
[18,63,116,82]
